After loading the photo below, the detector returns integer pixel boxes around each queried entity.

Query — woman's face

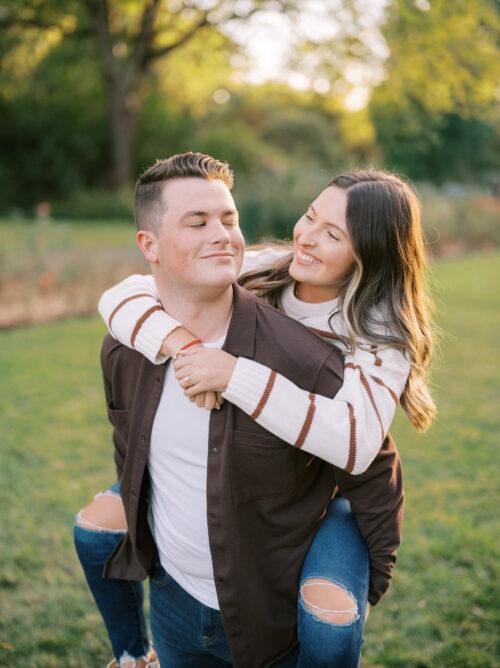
[289,186,356,302]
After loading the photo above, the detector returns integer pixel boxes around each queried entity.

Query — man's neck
[155,278,234,342]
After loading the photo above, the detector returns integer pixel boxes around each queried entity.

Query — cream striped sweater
[98,249,411,475]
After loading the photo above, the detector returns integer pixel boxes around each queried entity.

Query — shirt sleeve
[333,433,405,605]
[240,247,290,275]
[222,342,411,474]
[97,274,181,365]
[97,248,289,365]
[100,336,127,479]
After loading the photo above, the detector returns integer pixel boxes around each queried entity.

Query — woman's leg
[74,482,155,668]
[297,495,370,668]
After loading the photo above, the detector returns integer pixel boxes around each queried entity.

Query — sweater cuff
[133,311,182,365]
[222,357,272,417]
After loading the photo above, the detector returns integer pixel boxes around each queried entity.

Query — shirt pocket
[229,429,296,508]
[107,400,131,462]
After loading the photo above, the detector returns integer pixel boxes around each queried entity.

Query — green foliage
[235,164,334,243]
[371,101,500,183]
[0,253,499,666]
[0,35,109,209]
[51,189,134,222]
[0,0,498,209]
[371,0,500,181]
[380,0,500,116]
[419,185,500,253]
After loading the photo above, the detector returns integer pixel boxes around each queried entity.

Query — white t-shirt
[148,333,226,610]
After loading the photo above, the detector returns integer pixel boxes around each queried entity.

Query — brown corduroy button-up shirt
[101,283,403,668]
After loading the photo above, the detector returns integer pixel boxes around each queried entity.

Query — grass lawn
[1,252,499,667]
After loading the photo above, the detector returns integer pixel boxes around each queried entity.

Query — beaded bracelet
[172,337,202,360]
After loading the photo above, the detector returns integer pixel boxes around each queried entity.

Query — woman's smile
[295,248,323,266]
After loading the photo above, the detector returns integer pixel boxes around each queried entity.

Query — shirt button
[212,447,218,453]
[141,434,147,442]
[131,490,137,497]
[156,376,162,383]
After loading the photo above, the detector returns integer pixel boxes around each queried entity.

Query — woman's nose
[298,232,317,247]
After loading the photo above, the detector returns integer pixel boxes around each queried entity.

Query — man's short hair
[134,152,234,231]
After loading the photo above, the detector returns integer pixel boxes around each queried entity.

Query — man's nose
[211,220,232,244]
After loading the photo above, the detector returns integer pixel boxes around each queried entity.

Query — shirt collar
[222,283,257,359]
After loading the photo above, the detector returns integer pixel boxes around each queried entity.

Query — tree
[370,0,500,181]
[1,0,306,188]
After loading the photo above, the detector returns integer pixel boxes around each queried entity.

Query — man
[100,152,348,666]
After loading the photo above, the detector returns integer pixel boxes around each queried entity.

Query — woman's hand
[173,348,238,396]
[160,326,198,358]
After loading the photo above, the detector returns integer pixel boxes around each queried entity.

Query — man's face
[152,177,244,290]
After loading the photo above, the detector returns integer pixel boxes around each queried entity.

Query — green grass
[0,219,136,251]
[1,252,499,667]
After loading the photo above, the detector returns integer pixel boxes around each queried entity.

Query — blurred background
[0,1,498,666]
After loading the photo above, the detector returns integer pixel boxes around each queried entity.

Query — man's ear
[136,229,159,263]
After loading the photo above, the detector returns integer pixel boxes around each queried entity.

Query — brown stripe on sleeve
[130,305,163,347]
[331,484,339,499]
[295,393,316,449]
[346,403,357,473]
[346,362,385,441]
[370,344,383,366]
[108,293,155,335]
[370,374,399,404]
[251,370,277,420]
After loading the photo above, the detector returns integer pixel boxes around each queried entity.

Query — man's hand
[192,391,224,411]
[173,348,238,396]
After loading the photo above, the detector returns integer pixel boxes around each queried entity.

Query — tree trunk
[108,83,138,189]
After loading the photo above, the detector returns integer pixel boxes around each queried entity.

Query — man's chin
[198,269,239,289]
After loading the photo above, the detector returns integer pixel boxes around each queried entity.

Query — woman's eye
[327,231,340,241]
[305,214,313,221]
[190,222,206,227]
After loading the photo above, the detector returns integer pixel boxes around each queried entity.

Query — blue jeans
[74,490,368,667]
[73,481,150,663]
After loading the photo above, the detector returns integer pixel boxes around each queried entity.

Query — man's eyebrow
[181,210,208,219]
[307,204,345,236]
[181,209,238,220]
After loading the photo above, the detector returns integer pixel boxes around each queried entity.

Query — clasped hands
[173,347,238,411]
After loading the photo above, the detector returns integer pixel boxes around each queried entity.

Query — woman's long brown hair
[238,170,437,432]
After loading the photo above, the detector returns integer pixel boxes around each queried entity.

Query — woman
[75,169,436,668]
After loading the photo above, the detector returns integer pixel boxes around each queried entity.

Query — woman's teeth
[297,250,321,265]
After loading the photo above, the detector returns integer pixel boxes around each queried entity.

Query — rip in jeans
[300,577,359,626]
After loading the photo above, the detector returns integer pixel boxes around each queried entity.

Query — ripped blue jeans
[74,488,368,667]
